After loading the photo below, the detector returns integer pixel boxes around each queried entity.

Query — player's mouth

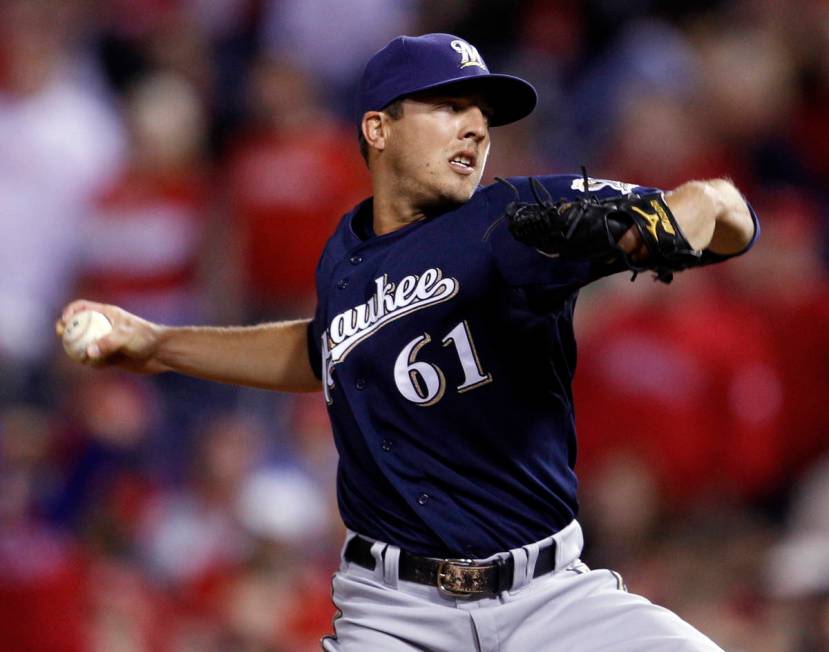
[449,151,477,175]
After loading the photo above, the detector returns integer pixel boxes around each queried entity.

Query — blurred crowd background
[1,0,828,650]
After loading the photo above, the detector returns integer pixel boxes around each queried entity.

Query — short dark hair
[358,99,405,165]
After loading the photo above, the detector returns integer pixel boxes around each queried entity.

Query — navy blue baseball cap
[358,33,537,127]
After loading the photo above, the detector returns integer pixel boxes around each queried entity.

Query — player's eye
[435,101,461,112]
[434,100,490,124]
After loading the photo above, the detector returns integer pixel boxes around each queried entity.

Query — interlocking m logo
[450,39,487,70]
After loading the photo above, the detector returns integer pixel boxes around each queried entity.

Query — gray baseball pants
[321,520,724,651]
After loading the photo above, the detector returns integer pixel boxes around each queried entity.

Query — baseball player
[58,34,758,651]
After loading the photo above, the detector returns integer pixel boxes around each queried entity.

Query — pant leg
[322,564,482,652]
[497,563,724,652]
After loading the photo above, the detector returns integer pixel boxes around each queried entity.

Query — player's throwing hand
[55,300,166,373]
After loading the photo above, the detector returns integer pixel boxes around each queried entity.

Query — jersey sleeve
[482,174,657,290]
[307,245,337,382]
[538,175,762,267]
[307,312,323,381]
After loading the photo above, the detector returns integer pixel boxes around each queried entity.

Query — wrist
[664,182,718,251]
[150,324,176,373]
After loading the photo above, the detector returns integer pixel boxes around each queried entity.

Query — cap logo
[450,39,487,70]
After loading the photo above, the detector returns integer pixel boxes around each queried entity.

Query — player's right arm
[55,300,321,393]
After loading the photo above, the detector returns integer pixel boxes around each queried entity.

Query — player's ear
[362,111,387,154]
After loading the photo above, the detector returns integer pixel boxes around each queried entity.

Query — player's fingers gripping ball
[62,309,113,361]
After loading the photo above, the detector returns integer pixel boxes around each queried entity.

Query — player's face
[384,92,491,209]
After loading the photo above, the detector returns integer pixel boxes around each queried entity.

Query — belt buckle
[436,559,491,598]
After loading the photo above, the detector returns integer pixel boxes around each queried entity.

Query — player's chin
[446,176,480,203]
[435,187,475,210]
[424,175,480,210]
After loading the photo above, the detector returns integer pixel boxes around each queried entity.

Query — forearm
[616,179,754,259]
[57,300,321,393]
[703,179,755,255]
[155,320,321,392]
[665,179,755,254]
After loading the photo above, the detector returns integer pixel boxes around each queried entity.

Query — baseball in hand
[62,309,113,361]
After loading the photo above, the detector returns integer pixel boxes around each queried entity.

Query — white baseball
[62,309,113,361]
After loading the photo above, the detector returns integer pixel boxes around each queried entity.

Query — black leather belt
[344,536,558,597]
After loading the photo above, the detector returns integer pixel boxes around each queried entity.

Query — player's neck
[371,182,429,236]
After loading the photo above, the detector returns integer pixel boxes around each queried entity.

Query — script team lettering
[321,267,459,403]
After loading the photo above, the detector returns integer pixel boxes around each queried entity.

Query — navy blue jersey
[307,174,758,558]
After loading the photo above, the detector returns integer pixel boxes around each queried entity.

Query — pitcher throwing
[58,33,758,651]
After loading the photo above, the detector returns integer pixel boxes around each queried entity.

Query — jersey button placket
[337,278,350,289]
[349,255,363,265]
[355,378,366,390]
[381,439,393,451]
[416,493,430,506]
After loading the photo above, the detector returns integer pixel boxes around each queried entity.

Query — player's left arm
[666,179,755,254]
[620,178,756,259]
[491,174,758,289]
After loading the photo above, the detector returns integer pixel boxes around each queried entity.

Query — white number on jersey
[394,321,492,406]
[394,333,446,405]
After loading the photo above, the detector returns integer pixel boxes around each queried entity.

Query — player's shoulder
[480,174,658,205]
[315,199,369,271]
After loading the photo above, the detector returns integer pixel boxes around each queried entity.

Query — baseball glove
[498,172,703,283]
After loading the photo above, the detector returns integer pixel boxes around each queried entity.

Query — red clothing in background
[226,122,369,309]
[79,169,209,323]
[0,523,86,652]
[575,290,785,506]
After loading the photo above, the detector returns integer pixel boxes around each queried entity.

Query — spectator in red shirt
[78,71,211,326]
[222,55,370,317]
[574,269,784,509]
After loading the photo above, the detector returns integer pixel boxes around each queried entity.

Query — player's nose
[459,105,488,143]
